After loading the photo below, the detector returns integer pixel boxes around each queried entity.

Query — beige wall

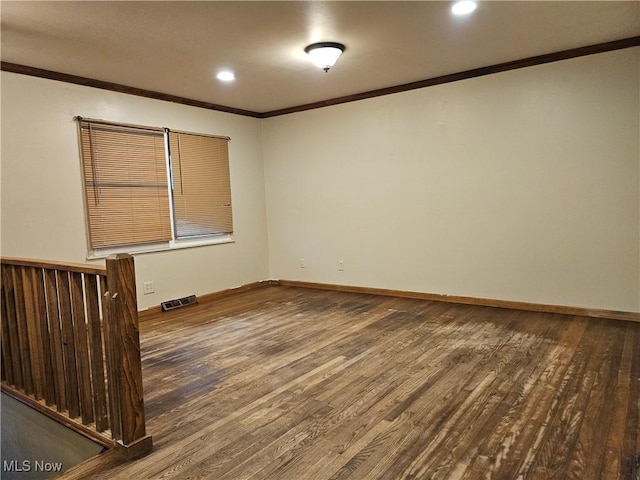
[2,48,639,313]
[1,73,269,310]
[263,48,640,312]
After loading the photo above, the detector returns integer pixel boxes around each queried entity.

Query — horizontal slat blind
[79,120,172,248]
[169,132,233,238]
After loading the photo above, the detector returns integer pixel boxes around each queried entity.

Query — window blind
[79,120,172,249]
[168,131,233,238]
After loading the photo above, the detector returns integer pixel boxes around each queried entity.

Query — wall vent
[161,295,197,312]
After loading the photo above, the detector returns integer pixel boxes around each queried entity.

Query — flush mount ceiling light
[451,0,477,15]
[304,42,346,73]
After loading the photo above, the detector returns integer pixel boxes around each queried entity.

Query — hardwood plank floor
[61,285,640,480]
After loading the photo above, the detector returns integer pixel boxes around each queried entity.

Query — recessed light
[216,71,235,82]
[451,1,477,15]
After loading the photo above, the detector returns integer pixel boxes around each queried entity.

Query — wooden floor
[62,285,639,480]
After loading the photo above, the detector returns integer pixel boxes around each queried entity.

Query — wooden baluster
[99,275,117,437]
[22,266,45,400]
[13,266,33,396]
[71,272,94,425]
[1,265,18,387]
[32,267,55,406]
[1,257,151,456]
[86,274,109,431]
[104,290,122,441]
[1,272,13,385]
[57,270,80,419]
[44,268,67,412]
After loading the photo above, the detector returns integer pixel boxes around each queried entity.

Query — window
[168,131,232,238]
[78,118,232,256]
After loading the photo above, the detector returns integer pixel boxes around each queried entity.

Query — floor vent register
[161,295,198,312]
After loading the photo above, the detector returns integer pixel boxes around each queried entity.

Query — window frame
[77,117,234,260]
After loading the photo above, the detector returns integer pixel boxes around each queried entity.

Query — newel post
[105,253,153,458]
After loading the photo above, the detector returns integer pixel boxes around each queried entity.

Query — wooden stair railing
[1,253,152,459]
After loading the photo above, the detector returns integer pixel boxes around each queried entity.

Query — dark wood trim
[276,280,640,323]
[114,435,153,460]
[104,254,150,451]
[0,62,262,119]
[138,280,277,318]
[3,37,638,118]
[1,256,106,276]
[262,37,640,117]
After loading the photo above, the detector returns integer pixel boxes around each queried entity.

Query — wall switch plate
[338,260,344,271]
[143,281,155,295]
[300,258,306,268]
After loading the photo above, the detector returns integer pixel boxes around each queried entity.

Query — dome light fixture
[304,42,346,73]
[451,0,477,15]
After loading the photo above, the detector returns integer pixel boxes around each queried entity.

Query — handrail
[0,254,152,459]
[0,257,107,276]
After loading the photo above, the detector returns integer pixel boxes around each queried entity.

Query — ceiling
[1,1,639,115]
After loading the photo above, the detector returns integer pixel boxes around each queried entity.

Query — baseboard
[138,278,639,322]
[276,280,640,322]
[139,280,276,318]
[115,435,153,460]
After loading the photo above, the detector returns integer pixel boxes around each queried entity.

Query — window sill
[87,234,235,260]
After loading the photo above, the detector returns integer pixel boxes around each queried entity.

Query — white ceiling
[1,1,639,114]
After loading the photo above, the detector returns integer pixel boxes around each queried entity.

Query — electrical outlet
[143,281,155,295]
[338,260,344,271]
[300,258,306,269]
